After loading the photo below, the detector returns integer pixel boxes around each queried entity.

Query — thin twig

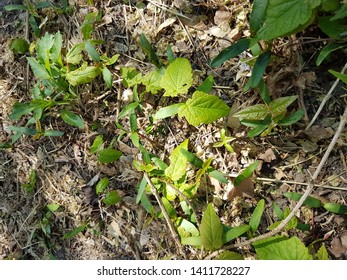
[143,172,186,257]
[306,62,347,130]
[205,105,347,260]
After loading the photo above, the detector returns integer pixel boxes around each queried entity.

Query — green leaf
[103,190,121,206]
[177,218,199,237]
[234,104,268,120]
[210,38,250,67]
[4,4,28,11]
[98,148,122,163]
[283,192,322,208]
[200,203,223,251]
[7,126,37,136]
[318,16,347,39]
[27,57,51,80]
[120,67,142,88]
[66,65,101,86]
[9,102,34,121]
[161,58,193,97]
[166,45,176,62]
[85,39,100,62]
[269,96,297,117]
[60,111,84,128]
[136,176,147,204]
[247,123,269,137]
[250,0,269,35]
[277,109,304,126]
[316,43,347,66]
[102,67,112,88]
[323,203,347,214]
[165,139,189,181]
[272,202,284,219]
[250,51,271,88]
[10,38,29,54]
[50,31,63,64]
[253,0,320,42]
[96,177,109,195]
[224,224,250,243]
[331,3,347,20]
[215,251,244,260]
[142,68,164,94]
[62,223,88,240]
[329,70,347,84]
[90,135,104,154]
[258,79,271,104]
[180,149,204,168]
[66,43,85,65]
[178,91,230,126]
[234,161,259,187]
[315,244,330,260]
[161,197,177,218]
[253,235,313,260]
[154,103,184,120]
[43,130,64,137]
[36,32,54,66]
[249,199,265,233]
[81,11,98,40]
[181,236,202,247]
[139,33,162,68]
[197,75,214,93]
[46,203,60,212]
[103,54,120,66]
[118,102,139,119]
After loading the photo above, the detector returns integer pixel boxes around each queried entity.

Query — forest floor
[0,0,346,260]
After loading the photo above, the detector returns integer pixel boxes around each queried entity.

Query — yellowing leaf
[200,203,223,251]
[178,91,230,126]
[161,58,193,97]
[165,139,189,181]
[66,65,101,86]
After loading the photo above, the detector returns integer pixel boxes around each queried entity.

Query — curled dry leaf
[258,148,276,163]
[227,178,255,200]
[330,231,347,258]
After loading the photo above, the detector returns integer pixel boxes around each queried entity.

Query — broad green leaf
[118,102,139,119]
[0,142,12,149]
[7,126,37,135]
[85,39,100,62]
[96,177,109,195]
[318,16,347,39]
[329,70,347,84]
[165,139,189,181]
[210,38,250,67]
[154,103,184,120]
[120,67,142,87]
[66,65,101,86]
[316,43,347,66]
[10,38,29,54]
[177,218,199,237]
[142,68,164,94]
[331,3,347,20]
[151,157,168,170]
[200,203,223,251]
[283,192,322,208]
[234,161,259,187]
[253,235,313,260]
[4,4,28,11]
[277,109,304,126]
[43,130,64,137]
[250,0,269,35]
[181,236,202,247]
[90,135,104,154]
[249,199,265,233]
[258,79,271,104]
[323,203,347,214]
[234,104,268,120]
[140,193,155,214]
[250,51,271,88]
[36,32,54,66]
[161,197,177,218]
[102,67,112,88]
[139,33,161,68]
[224,224,250,243]
[268,207,297,230]
[178,91,230,126]
[272,202,284,219]
[81,11,98,40]
[9,102,34,121]
[253,0,320,42]
[50,31,62,64]
[166,44,175,62]
[27,57,51,80]
[66,43,85,65]
[60,111,84,128]
[62,223,88,240]
[161,58,193,97]
[247,125,267,137]
[196,75,214,93]
[320,0,340,12]
[103,190,121,206]
[98,148,122,163]
[269,96,297,117]
[215,251,244,260]
[46,204,60,212]
[136,176,147,204]
[315,244,330,260]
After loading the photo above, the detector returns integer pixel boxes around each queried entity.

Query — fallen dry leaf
[227,178,255,200]
[258,148,276,163]
[330,231,347,258]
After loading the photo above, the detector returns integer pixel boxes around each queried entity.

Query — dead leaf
[258,148,276,163]
[157,17,176,34]
[304,125,334,142]
[214,10,233,31]
[227,178,255,200]
[227,101,241,130]
[330,231,347,258]
[300,140,318,152]
[295,72,316,90]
